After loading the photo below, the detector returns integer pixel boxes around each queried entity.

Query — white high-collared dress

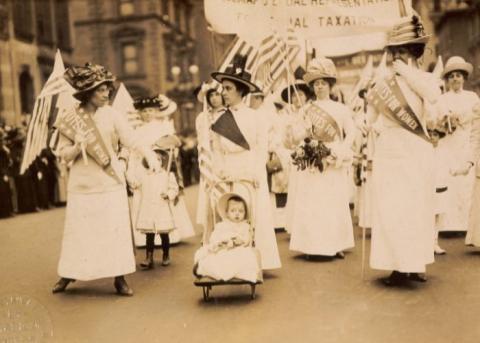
[211,103,281,270]
[437,90,480,232]
[288,99,355,256]
[369,69,440,273]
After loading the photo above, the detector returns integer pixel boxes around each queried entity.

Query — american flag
[202,28,301,202]
[20,50,75,174]
[251,26,301,95]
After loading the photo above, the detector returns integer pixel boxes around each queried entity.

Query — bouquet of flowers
[291,137,331,172]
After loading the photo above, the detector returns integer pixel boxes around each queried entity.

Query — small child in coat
[194,193,261,283]
[127,145,179,269]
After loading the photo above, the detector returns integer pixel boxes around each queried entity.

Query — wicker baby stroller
[194,179,263,301]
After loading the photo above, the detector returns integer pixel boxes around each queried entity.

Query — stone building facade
[71,0,212,133]
[0,0,75,125]
[430,0,480,93]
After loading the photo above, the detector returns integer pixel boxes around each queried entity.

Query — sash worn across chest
[367,76,431,142]
[307,104,342,143]
[55,107,122,183]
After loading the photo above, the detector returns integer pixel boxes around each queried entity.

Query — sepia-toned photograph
[1,0,480,342]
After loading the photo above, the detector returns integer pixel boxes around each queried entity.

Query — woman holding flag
[210,54,281,270]
[366,14,441,286]
[51,63,160,296]
[286,57,355,258]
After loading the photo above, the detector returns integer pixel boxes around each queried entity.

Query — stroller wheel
[250,284,256,300]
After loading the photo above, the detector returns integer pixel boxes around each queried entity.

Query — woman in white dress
[210,54,281,270]
[281,75,312,234]
[195,82,225,230]
[436,56,480,234]
[366,15,440,286]
[287,57,355,258]
[52,63,160,295]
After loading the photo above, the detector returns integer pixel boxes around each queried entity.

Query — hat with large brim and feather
[211,54,261,94]
[386,14,430,47]
[134,94,177,117]
[64,62,116,100]
[303,57,337,85]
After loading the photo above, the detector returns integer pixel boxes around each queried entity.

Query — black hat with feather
[211,54,260,94]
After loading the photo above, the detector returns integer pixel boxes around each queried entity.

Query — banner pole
[209,30,218,69]
[362,226,366,280]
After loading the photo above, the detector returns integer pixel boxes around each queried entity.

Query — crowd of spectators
[0,119,67,219]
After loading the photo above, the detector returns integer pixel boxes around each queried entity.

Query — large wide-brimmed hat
[134,94,177,117]
[64,62,116,100]
[442,56,473,79]
[303,57,337,85]
[386,14,430,47]
[211,54,261,94]
[281,67,313,103]
[217,192,249,221]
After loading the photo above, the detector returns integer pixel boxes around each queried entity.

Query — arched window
[19,66,34,114]
[112,26,145,77]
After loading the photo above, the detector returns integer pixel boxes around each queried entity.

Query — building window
[35,0,54,45]
[161,0,169,16]
[54,0,71,50]
[13,0,34,41]
[122,43,139,75]
[19,66,34,114]
[118,0,134,16]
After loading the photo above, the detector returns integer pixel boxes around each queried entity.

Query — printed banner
[307,104,342,143]
[55,107,123,183]
[367,76,430,141]
[205,0,406,40]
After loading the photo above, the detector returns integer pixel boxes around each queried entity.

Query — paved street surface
[1,185,480,343]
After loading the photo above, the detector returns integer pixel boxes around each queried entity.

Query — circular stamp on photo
[0,294,53,342]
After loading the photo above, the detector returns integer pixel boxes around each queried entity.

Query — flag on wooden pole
[112,83,143,129]
[20,49,75,174]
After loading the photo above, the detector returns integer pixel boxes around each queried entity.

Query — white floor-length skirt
[466,180,480,246]
[58,188,136,281]
[437,130,475,232]
[284,166,299,234]
[370,127,435,273]
[289,166,354,256]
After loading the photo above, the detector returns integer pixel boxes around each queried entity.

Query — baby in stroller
[194,191,262,283]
